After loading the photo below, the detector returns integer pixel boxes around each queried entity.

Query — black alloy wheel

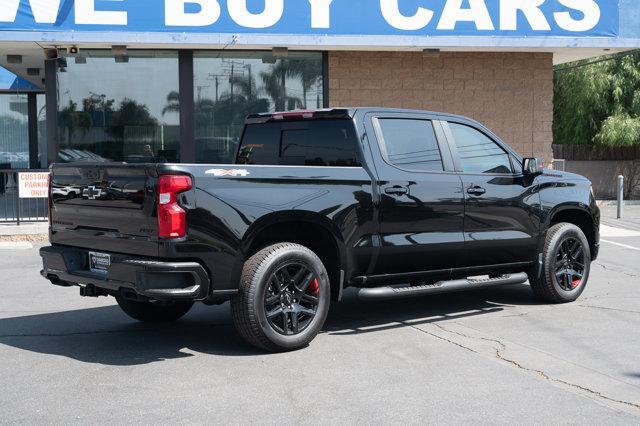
[554,236,586,291]
[264,262,320,335]
[231,243,331,352]
[529,222,591,303]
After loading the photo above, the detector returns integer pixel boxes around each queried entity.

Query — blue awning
[0,66,40,92]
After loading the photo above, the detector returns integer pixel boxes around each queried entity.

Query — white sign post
[18,172,50,199]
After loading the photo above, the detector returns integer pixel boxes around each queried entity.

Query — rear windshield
[236,120,361,167]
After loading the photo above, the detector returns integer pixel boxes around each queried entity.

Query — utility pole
[230,63,234,99]
[206,73,225,103]
[247,64,252,99]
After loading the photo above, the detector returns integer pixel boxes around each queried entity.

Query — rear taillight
[158,175,192,239]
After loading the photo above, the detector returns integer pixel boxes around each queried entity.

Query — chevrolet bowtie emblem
[83,186,104,200]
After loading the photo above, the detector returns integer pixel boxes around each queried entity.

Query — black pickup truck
[41,108,600,351]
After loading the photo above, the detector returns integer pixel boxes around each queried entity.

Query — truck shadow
[325,284,537,335]
[0,284,539,366]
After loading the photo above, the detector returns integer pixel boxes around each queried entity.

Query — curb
[0,222,49,241]
[597,200,640,207]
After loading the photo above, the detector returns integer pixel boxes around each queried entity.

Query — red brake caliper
[571,278,581,289]
[308,278,319,295]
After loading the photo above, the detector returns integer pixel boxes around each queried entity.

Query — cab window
[377,118,444,172]
[237,120,361,167]
[448,123,512,174]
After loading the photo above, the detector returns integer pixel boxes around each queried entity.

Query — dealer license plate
[89,252,111,272]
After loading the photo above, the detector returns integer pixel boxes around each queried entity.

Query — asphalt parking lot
[1,208,640,424]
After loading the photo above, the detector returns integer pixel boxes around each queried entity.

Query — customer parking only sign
[0,0,620,38]
[18,172,50,199]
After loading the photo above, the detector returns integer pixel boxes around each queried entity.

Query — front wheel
[529,223,591,303]
[231,243,331,352]
[116,297,194,323]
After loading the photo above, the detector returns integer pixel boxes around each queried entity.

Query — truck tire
[115,297,194,323]
[231,243,331,352]
[529,223,591,303]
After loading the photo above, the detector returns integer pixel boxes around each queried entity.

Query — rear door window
[377,118,444,172]
[237,120,361,167]
[448,123,513,174]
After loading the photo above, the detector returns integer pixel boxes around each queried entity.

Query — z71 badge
[205,169,251,177]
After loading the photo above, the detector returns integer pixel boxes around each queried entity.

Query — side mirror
[523,158,544,176]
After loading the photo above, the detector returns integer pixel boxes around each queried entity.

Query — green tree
[108,98,158,140]
[58,100,92,145]
[82,93,115,114]
[554,52,640,147]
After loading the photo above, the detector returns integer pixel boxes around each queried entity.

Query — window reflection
[449,123,513,174]
[57,50,180,163]
[36,93,47,167]
[0,93,29,169]
[193,52,324,164]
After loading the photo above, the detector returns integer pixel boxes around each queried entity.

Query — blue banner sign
[0,0,619,38]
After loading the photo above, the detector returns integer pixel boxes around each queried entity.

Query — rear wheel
[231,243,331,352]
[116,297,194,323]
[529,223,591,303]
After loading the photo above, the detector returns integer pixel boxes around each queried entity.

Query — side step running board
[358,272,529,301]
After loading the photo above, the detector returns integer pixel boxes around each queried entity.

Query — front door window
[449,122,512,174]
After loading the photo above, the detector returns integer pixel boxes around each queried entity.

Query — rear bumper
[40,245,210,301]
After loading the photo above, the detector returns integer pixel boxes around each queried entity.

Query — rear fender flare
[236,210,348,277]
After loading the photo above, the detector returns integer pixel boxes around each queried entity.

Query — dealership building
[0,0,638,170]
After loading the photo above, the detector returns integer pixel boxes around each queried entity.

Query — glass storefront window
[193,51,324,164]
[37,93,47,167]
[0,93,29,169]
[57,50,180,163]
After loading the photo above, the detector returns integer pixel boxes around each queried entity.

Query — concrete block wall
[328,51,554,162]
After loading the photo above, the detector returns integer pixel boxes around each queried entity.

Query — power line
[554,49,640,73]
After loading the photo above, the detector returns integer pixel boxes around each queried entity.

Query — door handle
[385,186,409,196]
[467,186,486,196]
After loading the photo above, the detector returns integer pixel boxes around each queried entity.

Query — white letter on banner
[554,0,601,32]
[228,0,284,28]
[437,0,494,30]
[0,0,61,23]
[380,0,434,30]
[500,0,551,31]
[308,0,334,29]
[75,0,127,25]
[165,0,221,26]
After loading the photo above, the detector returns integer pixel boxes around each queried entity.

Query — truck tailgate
[49,163,160,257]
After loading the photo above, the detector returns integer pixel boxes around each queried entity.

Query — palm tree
[163,91,180,116]
[286,60,322,108]
[260,60,303,111]
[229,73,259,102]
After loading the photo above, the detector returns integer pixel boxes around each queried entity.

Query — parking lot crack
[432,323,640,412]
[596,262,638,278]
[577,304,640,315]
[496,351,640,411]
[402,321,477,354]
